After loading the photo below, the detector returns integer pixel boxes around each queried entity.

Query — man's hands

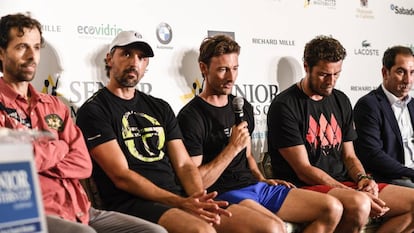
[357,177,379,196]
[356,178,389,218]
[228,122,250,154]
[261,178,296,188]
[363,191,390,219]
[179,190,231,225]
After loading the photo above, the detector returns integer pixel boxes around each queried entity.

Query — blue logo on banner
[0,161,42,232]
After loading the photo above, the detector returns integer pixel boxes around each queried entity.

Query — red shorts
[302,181,388,193]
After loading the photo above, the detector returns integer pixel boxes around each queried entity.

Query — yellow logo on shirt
[45,114,64,132]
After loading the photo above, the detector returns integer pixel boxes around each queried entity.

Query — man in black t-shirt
[178,34,344,233]
[267,35,414,233]
[76,30,285,233]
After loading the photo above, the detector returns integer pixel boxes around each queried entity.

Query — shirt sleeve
[177,105,204,157]
[34,99,92,179]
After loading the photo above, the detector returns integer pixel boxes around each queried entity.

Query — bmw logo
[156,22,173,45]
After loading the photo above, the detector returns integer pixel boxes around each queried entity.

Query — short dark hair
[0,13,44,72]
[198,34,240,67]
[382,45,414,70]
[104,49,115,78]
[303,35,347,70]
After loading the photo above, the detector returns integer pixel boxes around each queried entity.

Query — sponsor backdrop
[1,0,414,158]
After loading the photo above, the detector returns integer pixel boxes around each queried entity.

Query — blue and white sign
[0,143,47,233]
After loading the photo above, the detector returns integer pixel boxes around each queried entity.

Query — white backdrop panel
[1,0,414,157]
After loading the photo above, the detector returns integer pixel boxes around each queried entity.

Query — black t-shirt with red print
[267,84,357,186]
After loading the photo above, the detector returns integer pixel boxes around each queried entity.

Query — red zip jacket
[0,78,91,224]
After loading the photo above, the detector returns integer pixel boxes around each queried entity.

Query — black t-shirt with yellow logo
[77,87,184,206]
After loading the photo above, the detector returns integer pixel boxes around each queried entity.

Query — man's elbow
[107,170,133,190]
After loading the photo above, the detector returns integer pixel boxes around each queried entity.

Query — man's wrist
[357,173,373,182]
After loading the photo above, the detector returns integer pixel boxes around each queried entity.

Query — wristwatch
[357,173,373,182]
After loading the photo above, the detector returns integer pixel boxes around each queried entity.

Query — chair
[80,177,104,209]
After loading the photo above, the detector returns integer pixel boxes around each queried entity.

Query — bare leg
[216,200,286,233]
[158,208,216,233]
[328,188,371,233]
[376,185,414,233]
[276,189,343,233]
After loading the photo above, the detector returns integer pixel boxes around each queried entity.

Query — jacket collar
[0,77,52,107]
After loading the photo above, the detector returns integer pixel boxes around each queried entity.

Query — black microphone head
[232,96,244,113]
[232,96,244,125]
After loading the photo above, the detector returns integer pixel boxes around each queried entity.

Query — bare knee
[193,224,216,233]
[322,196,343,224]
[245,218,287,233]
[224,202,286,233]
[159,208,216,233]
[271,218,288,233]
[166,220,215,233]
[260,217,287,233]
[342,192,370,227]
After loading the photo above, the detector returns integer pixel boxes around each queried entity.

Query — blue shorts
[217,182,291,213]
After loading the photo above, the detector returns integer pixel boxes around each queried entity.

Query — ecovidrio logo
[77,24,123,38]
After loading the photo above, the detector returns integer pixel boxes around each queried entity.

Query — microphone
[232,96,244,125]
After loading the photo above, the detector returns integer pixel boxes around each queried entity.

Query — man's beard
[5,64,35,82]
[309,76,333,97]
[117,76,139,87]
[116,68,140,87]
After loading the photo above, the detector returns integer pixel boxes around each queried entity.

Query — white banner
[1,0,414,157]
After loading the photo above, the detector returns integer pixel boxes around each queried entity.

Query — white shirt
[382,84,414,168]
